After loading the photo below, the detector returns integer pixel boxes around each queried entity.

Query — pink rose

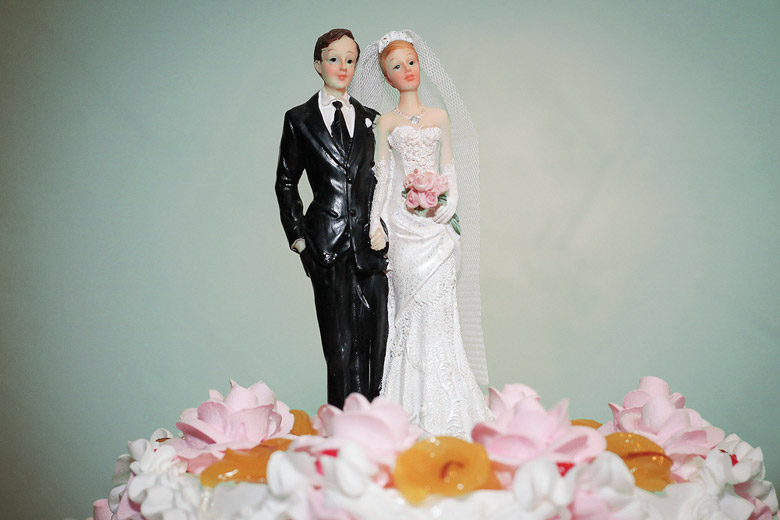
[433,173,449,196]
[411,170,435,192]
[599,376,724,481]
[403,172,415,191]
[419,190,438,209]
[405,189,420,209]
[166,380,294,473]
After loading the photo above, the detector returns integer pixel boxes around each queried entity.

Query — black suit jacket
[275,93,387,272]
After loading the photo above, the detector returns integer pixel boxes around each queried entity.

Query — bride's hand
[370,227,387,250]
[433,201,456,224]
[434,162,458,224]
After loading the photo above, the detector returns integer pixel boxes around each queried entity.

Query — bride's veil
[349,30,488,386]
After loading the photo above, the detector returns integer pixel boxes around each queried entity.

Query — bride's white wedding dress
[377,125,490,438]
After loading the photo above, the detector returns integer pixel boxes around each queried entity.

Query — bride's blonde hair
[378,40,418,78]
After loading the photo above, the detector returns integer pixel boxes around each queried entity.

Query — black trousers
[302,250,388,408]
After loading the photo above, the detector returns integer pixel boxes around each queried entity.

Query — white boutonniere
[365,117,374,129]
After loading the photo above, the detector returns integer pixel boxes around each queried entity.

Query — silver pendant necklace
[394,105,426,125]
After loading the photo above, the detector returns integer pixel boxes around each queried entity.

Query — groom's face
[314,36,358,94]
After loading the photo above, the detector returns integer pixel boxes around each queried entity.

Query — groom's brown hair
[313,28,360,63]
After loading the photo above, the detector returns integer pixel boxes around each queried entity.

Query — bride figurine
[349,30,491,438]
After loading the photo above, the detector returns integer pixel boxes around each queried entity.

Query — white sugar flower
[489,457,576,519]
[654,481,754,520]
[568,452,647,519]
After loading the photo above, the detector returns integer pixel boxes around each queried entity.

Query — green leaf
[450,213,461,235]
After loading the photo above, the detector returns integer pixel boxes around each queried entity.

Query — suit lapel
[346,100,369,176]
[302,94,347,168]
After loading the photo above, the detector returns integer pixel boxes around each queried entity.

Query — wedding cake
[88,376,777,520]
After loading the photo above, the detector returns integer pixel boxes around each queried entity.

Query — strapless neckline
[389,125,442,139]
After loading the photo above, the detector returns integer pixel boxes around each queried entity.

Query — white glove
[369,159,391,250]
[433,163,458,224]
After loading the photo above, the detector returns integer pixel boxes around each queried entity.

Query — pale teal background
[1,1,778,518]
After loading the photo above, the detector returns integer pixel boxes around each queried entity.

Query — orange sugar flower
[393,436,498,505]
[290,409,318,436]
[571,419,602,429]
[605,432,674,492]
[200,437,292,487]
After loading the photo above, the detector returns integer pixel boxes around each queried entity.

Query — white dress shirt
[318,89,355,137]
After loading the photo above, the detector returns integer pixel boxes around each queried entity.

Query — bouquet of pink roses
[401,168,460,234]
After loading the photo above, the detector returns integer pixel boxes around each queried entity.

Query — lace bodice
[387,125,442,180]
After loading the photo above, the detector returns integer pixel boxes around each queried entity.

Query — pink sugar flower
[113,491,143,520]
[312,393,422,469]
[92,499,112,520]
[166,379,294,473]
[599,376,724,481]
[473,387,606,487]
[487,383,540,425]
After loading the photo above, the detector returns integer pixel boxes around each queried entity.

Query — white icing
[91,381,777,520]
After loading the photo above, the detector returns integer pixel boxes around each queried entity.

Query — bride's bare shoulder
[376,112,401,133]
[427,107,449,125]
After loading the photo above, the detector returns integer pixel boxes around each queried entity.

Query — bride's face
[384,48,420,92]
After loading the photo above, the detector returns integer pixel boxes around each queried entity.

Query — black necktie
[331,100,350,152]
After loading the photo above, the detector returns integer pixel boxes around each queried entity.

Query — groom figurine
[275,28,389,409]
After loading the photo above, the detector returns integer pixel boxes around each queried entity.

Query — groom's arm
[275,111,306,252]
